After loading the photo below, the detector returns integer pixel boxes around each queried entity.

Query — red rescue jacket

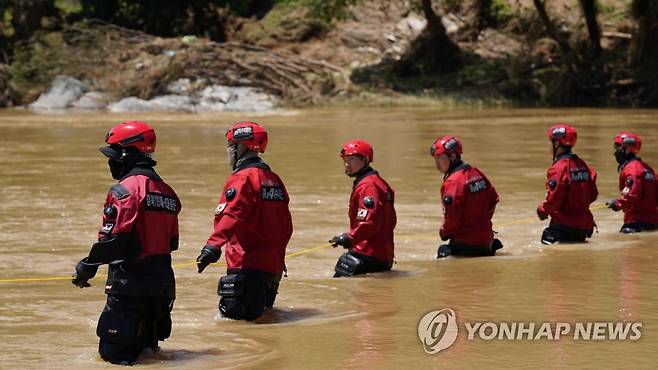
[616,158,658,225]
[206,159,293,276]
[347,168,396,265]
[440,162,498,247]
[96,166,180,297]
[538,152,598,231]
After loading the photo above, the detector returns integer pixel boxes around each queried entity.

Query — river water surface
[0,108,657,369]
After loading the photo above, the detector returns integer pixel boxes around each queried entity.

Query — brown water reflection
[0,108,657,368]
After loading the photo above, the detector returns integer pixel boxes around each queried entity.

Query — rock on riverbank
[28,76,278,113]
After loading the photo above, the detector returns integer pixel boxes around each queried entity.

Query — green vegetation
[276,0,360,23]
[598,1,616,16]
[1,8,13,37]
[239,2,328,46]
[54,0,81,13]
[10,32,68,99]
[489,0,513,25]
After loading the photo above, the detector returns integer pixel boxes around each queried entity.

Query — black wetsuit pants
[620,222,658,233]
[541,223,592,244]
[97,294,173,365]
[218,270,280,321]
[333,250,392,277]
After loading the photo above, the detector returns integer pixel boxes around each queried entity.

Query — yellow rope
[285,243,333,258]
[172,260,224,269]
[0,276,74,283]
[0,203,615,284]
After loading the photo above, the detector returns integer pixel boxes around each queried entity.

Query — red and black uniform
[613,158,658,231]
[98,167,180,295]
[538,152,598,243]
[205,158,293,320]
[86,166,181,363]
[440,162,499,254]
[335,167,396,276]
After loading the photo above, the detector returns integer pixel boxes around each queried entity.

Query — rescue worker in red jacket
[430,135,502,258]
[72,121,181,365]
[196,121,293,321]
[537,123,598,244]
[330,140,397,277]
[606,132,658,233]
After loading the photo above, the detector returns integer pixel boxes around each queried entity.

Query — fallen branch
[601,31,632,39]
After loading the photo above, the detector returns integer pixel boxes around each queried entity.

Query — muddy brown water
[0,108,657,369]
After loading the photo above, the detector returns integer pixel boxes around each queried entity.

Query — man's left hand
[71,258,98,289]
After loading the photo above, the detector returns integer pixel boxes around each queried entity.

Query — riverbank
[1,0,656,111]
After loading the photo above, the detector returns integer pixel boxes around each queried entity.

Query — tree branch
[580,0,602,55]
[533,0,571,53]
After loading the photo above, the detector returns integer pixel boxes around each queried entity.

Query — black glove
[606,199,621,212]
[329,233,352,249]
[537,207,548,221]
[437,244,452,258]
[196,245,221,273]
[72,258,99,289]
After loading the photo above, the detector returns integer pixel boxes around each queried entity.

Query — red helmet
[226,121,268,153]
[547,123,577,147]
[430,136,463,157]
[340,139,374,162]
[614,132,641,153]
[100,120,156,159]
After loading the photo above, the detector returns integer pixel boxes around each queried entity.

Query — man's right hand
[196,245,221,273]
[606,199,621,212]
[329,233,352,249]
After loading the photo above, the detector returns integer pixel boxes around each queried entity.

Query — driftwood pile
[31,20,349,104]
